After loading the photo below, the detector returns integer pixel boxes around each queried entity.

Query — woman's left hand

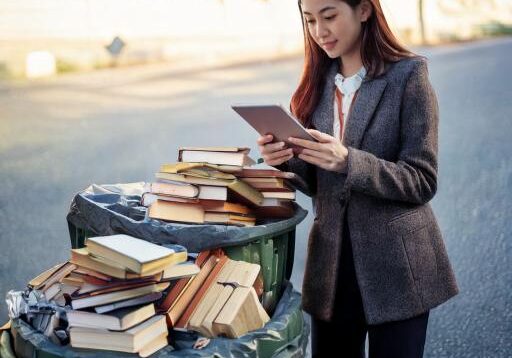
[288,129,349,173]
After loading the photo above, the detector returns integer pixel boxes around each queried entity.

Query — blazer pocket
[388,209,423,235]
[401,226,437,283]
[388,207,438,297]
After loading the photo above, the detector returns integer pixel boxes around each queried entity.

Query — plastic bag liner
[10,282,309,358]
[66,183,308,252]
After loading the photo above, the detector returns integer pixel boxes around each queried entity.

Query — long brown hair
[291,0,414,127]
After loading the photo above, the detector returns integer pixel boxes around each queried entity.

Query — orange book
[148,200,205,224]
[166,255,219,327]
[174,255,229,329]
[157,251,211,314]
[199,200,252,215]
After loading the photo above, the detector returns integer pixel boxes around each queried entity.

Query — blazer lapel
[311,63,388,150]
[311,63,338,135]
[343,78,387,149]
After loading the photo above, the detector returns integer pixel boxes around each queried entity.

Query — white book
[85,234,175,274]
[198,185,228,201]
[67,303,156,331]
[70,315,167,354]
[180,150,255,167]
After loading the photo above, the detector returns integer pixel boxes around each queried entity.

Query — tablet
[231,104,317,146]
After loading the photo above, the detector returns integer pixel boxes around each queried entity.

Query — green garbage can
[8,281,309,358]
[8,184,311,357]
[66,185,308,314]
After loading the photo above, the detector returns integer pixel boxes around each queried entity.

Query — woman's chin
[325,52,340,59]
[323,48,342,59]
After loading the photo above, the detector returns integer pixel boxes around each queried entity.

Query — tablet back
[232,104,316,145]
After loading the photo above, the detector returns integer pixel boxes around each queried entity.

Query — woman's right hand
[257,134,294,167]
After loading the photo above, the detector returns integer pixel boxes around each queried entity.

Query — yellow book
[160,162,237,180]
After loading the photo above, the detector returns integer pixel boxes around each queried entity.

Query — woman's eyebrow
[303,6,337,15]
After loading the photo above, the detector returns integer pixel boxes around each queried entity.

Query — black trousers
[311,217,429,358]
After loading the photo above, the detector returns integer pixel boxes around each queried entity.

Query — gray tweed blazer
[277,57,459,324]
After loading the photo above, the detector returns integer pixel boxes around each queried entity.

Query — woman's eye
[306,19,315,24]
[325,15,336,20]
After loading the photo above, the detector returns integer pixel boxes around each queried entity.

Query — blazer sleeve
[345,59,439,204]
[274,156,317,197]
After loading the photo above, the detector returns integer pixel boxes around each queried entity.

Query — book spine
[174,255,229,329]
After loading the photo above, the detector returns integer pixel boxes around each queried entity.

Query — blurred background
[1,0,511,357]
[1,0,512,79]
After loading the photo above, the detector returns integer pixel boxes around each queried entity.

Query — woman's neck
[338,46,363,77]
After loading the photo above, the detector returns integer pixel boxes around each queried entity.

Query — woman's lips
[322,40,337,50]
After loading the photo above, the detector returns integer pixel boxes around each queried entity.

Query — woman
[257,0,459,357]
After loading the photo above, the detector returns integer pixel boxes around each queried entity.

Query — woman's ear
[359,0,373,22]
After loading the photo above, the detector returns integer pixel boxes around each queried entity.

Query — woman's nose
[315,22,329,38]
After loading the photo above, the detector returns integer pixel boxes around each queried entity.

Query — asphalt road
[1,37,511,357]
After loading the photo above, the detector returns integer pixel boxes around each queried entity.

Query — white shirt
[333,66,367,141]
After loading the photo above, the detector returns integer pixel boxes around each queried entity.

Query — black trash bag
[66,183,308,252]
[10,282,309,358]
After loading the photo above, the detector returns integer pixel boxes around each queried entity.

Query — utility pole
[419,0,427,44]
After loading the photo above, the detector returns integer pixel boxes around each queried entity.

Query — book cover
[86,234,178,274]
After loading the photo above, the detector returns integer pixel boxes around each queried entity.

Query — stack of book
[157,249,270,338]
[29,234,199,357]
[234,167,300,218]
[144,146,302,225]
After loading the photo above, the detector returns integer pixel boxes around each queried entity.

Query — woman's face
[301,0,368,59]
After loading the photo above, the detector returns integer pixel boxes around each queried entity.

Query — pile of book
[29,234,198,357]
[143,146,306,226]
[27,233,272,354]
[158,249,270,338]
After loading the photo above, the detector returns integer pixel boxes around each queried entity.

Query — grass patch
[56,58,79,74]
